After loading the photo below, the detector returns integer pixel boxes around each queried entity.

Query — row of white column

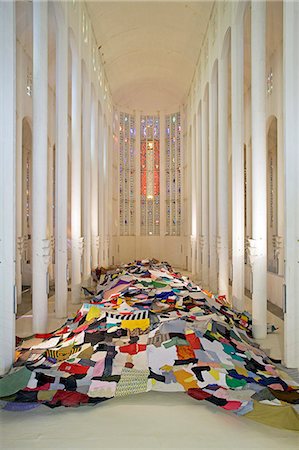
[0,1,109,374]
[191,0,299,363]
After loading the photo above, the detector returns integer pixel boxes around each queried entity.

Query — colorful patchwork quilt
[1,260,299,431]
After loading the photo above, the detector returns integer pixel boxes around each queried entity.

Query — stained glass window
[165,112,181,235]
[119,112,136,235]
[140,115,160,235]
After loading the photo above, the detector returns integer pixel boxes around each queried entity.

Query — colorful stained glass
[165,112,181,236]
[119,112,136,235]
[140,115,160,236]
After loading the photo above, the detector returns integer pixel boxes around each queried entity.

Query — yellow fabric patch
[86,306,102,322]
[37,390,57,401]
[121,318,150,331]
[160,365,173,372]
[235,365,248,377]
[210,368,220,380]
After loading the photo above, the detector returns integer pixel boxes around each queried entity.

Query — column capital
[72,236,84,255]
[199,235,205,249]
[92,235,100,249]
[272,235,284,259]
[17,236,26,257]
[247,238,264,267]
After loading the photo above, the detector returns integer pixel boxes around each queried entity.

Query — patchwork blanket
[1,260,299,431]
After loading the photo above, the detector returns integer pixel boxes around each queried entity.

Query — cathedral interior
[0,1,299,447]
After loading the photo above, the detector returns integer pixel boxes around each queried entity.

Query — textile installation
[165,113,182,236]
[140,116,160,235]
[0,261,299,431]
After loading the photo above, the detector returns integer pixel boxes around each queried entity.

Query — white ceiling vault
[87,1,213,113]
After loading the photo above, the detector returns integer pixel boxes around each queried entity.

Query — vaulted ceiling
[87,1,213,112]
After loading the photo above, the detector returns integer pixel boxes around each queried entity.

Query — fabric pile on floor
[1,259,299,431]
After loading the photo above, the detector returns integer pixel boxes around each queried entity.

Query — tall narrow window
[140,115,160,235]
[267,117,278,273]
[119,112,136,235]
[165,112,182,235]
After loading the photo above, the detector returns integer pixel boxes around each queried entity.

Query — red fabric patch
[119,343,146,355]
[186,333,201,349]
[56,326,70,335]
[187,388,212,401]
[35,333,53,339]
[50,390,89,407]
[59,362,89,375]
[221,400,242,410]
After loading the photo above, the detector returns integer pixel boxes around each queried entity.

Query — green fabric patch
[226,375,247,388]
[0,367,32,397]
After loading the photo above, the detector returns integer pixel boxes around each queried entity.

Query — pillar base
[252,323,267,340]
[71,283,82,304]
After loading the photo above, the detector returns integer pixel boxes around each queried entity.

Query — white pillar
[283,0,299,368]
[250,1,267,339]
[71,47,83,302]
[47,142,54,282]
[135,111,141,259]
[55,15,68,318]
[91,98,99,269]
[201,89,209,288]
[196,105,202,282]
[191,115,197,276]
[209,66,218,293]
[231,15,245,310]
[98,108,104,266]
[218,42,229,299]
[32,1,50,333]
[82,78,91,280]
[16,52,23,307]
[0,1,16,375]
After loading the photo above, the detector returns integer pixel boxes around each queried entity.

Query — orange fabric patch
[177,345,196,360]
[174,369,198,390]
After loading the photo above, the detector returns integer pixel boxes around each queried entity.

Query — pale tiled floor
[1,274,298,449]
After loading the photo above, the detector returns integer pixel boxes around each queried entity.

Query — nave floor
[1,270,298,449]
[1,390,299,449]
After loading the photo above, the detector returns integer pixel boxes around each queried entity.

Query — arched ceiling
[87,1,213,112]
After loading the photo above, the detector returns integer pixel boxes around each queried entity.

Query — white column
[191,115,197,276]
[91,99,99,269]
[218,43,229,299]
[71,48,83,303]
[16,46,23,305]
[201,90,209,288]
[32,1,50,333]
[283,0,299,368]
[135,111,141,258]
[55,17,68,318]
[98,108,104,266]
[103,118,109,266]
[250,1,267,339]
[82,79,91,280]
[0,1,16,375]
[47,143,54,282]
[231,15,245,310]
[196,105,202,282]
[209,67,218,293]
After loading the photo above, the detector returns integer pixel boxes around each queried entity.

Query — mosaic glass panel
[140,115,160,235]
[165,112,181,235]
[119,112,136,235]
